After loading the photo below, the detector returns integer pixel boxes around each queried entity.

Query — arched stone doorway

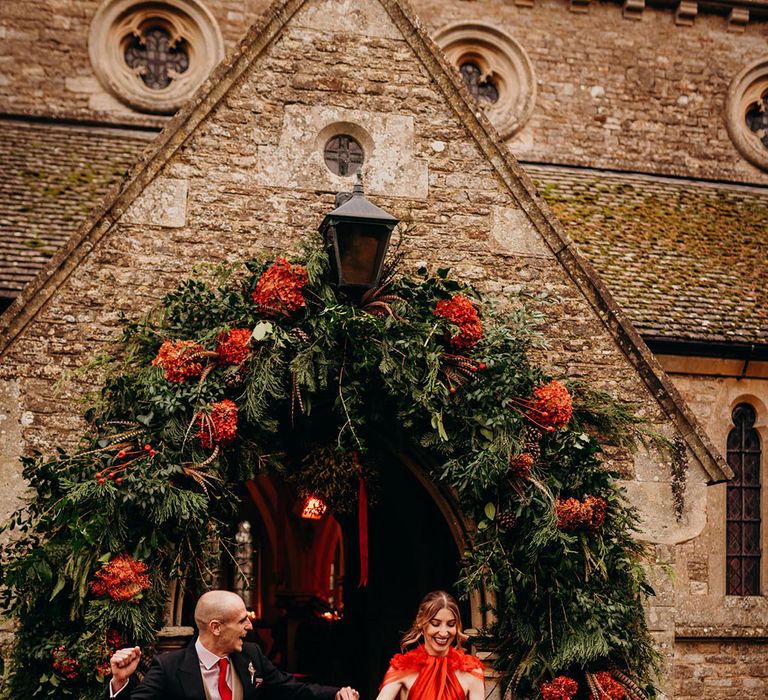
[225,452,476,698]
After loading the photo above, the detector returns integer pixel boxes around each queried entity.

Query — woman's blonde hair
[400,590,467,651]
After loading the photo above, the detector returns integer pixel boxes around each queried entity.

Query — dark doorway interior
[338,460,467,700]
[226,459,465,700]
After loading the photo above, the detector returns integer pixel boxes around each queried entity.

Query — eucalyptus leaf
[252,321,274,341]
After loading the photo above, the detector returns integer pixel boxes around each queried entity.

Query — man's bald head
[195,590,245,629]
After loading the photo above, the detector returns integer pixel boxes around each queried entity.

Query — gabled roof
[530,164,768,347]
[0,118,153,302]
[0,0,730,483]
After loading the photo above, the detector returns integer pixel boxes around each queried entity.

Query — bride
[376,591,485,700]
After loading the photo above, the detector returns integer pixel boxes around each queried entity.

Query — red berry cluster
[540,675,579,700]
[95,444,156,485]
[589,672,626,699]
[196,399,238,449]
[89,554,151,603]
[152,339,205,382]
[530,380,573,430]
[556,495,608,532]
[52,645,79,680]
[216,328,252,366]
[251,258,308,316]
[434,295,482,350]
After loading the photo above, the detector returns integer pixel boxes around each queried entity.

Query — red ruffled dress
[380,646,485,700]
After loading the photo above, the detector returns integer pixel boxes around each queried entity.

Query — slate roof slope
[529,164,768,347]
[0,119,154,302]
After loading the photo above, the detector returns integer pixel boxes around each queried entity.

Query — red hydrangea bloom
[541,675,579,700]
[152,339,205,382]
[196,399,238,449]
[556,497,584,531]
[90,554,151,603]
[434,295,482,350]
[589,672,625,699]
[556,495,608,532]
[52,645,79,680]
[583,495,608,531]
[216,328,252,365]
[530,380,573,430]
[509,452,534,479]
[251,258,309,316]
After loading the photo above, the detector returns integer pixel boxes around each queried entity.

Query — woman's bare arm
[467,674,485,700]
[375,681,404,700]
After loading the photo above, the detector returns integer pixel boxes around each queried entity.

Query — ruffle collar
[388,645,484,674]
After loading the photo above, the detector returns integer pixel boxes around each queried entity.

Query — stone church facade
[0,1,766,698]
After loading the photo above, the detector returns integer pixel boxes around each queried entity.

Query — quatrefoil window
[124,26,190,90]
[459,62,499,105]
[89,0,224,115]
[435,22,536,139]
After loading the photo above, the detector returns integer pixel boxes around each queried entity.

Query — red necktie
[217,657,232,700]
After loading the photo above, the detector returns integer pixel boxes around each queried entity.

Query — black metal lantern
[319,175,399,298]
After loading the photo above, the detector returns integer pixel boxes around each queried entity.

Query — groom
[109,590,359,700]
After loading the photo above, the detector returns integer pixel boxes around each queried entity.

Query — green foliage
[0,244,660,699]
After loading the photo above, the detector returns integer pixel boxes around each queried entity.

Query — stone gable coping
[0,0,731,483]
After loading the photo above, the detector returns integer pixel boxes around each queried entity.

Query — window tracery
[434,22,536,139]
[323,135,365,176]
[459,62,499,105]
[89,0,223,115]
[124,26,190,90]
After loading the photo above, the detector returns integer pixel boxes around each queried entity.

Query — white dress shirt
[195,638,233,700]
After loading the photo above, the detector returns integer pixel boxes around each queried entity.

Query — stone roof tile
[530,165,768,346]
[0,119,154,300]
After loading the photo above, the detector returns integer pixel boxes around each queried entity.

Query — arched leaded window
[726,403,762,596]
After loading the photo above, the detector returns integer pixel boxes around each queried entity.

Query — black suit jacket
[113,640,339,700]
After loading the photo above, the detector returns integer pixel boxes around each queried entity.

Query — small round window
[726,58,768,172]
[89,0,224,115]
[323,135,364,176]
[434,22,536,139]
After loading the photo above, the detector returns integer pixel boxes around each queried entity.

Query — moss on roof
[0,120,153,300]
[531,165,768,345]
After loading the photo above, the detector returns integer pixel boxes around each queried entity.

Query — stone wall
[2,0,767,183]
[663,358,768,632]
[0,0,705,527]
[412,0,768,185]
[662,357,768,698]
[674,638,768,699]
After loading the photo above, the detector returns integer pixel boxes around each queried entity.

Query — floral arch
[1,241,659,700]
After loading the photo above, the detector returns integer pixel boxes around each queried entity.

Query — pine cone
[497,511,517,530]
[524,425,542,462]
[225,372,244,388]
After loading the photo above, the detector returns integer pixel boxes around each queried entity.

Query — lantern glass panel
[336,222,383,286]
